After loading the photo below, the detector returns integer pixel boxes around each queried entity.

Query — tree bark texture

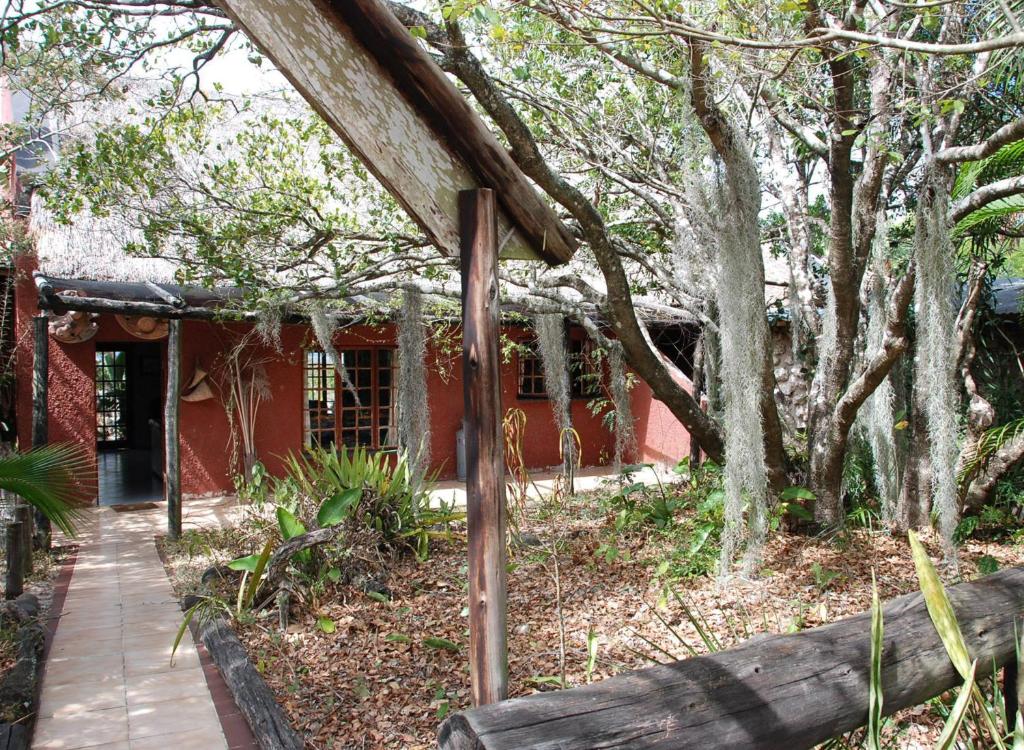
[165,319,182,540]
[460,188,509,706]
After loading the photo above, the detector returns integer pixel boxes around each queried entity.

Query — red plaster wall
[16,273,690,500]
[631,360,693,469]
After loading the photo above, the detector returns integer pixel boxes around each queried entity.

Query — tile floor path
[34,498,244,750]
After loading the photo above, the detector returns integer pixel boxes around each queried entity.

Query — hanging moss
[309,305,356,404]
[535,314,574,471]
[914,166,960,554]
[397,289,431,491]
[608,345,636,472]
[861,217,900,522]
[254,302,283,351]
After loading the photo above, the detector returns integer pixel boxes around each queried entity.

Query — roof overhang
[213,0,577,266]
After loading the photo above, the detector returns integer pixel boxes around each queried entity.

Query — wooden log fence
[192,614,304,750]
[439,566,1024,749]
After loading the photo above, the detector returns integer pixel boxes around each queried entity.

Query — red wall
[631,358,693,468]
[15,269,688,501]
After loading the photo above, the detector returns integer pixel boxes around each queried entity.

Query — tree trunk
[896,392,932,531]
[963,432,1024,512]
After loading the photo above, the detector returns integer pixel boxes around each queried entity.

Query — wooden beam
[328,0,576,265]
[31,316,50,549]
[39,294,225,322]
[460,188,508,706]
[438,566,1024,749]
[165,319,182,540]
[144,281,186,309]
[213,0,575,265]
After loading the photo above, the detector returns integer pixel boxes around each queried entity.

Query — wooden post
[31,315,51,550]
[14,505,31,577]
[1005,658,1021,728]
[165,319,182,540]
[5,522,23,600]
[459,188,508,706]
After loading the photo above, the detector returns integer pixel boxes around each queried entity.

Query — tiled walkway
[34,500,241,749]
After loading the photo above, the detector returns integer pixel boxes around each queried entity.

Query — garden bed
[0,544,74,745]
[160,484,1024,750]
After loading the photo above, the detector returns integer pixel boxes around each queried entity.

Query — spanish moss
[535,314,574,472]
[254,302,283,350]
[310,305,356,404]
[860,218,900,522]
[914,166,960,554]
[397,289,431,492]
[608,344,635,472]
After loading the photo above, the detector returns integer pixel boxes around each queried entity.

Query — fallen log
[255,525,343,604]
[193,614,304,750]
[439,566,1024,750]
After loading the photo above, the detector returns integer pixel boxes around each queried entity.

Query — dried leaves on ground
[161,493,1024,750]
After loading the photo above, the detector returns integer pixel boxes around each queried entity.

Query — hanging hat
[48,294,99,343]
[181,359,214,402]
[116,314,169,340]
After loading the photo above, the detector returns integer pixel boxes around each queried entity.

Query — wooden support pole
[165,319,182,540]
[1005,657,1022,728]
[459,188,508,707]
[5,522,23,600]
[31,315,50,550]
[14,506,31,577]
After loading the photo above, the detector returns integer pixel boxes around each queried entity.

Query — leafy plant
[909,530,1008,749]
[0,443,93,536]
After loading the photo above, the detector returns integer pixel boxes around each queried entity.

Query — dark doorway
[96,343,164,505]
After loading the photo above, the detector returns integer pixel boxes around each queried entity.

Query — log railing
[438,567,1024,750]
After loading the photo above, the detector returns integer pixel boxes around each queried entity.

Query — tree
[5,0,1024,564]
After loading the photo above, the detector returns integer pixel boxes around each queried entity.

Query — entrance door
[96,344,164,505]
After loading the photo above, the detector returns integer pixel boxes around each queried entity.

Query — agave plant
[0,444,92,537]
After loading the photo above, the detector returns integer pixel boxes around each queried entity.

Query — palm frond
[0,444,94,537]
[954,195,1024,236]
[958,417,1024,486]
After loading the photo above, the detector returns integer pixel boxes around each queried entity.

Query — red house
[9,249,695,505]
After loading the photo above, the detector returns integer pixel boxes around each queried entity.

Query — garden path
[33,498,243,750]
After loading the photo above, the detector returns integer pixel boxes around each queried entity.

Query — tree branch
[937,117,1024,164]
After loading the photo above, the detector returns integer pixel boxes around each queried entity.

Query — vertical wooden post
[165,319,182,540]
[5,522,23,600]
[1005,659,1021,728]
[14,505,31,577]
[459,188,508,706]
[31,315,50,550]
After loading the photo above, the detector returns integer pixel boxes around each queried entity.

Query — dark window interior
[304,348,396,450]
[650,324,701,379]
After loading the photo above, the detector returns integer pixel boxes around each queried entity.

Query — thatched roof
[29,194,179,284]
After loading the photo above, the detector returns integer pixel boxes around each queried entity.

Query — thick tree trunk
[896,392,932,531]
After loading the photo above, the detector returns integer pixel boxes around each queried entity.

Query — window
[569,339,600,398]
[516,345,546,398]
[517,337,601,399]
[96,349,127,444]
[303,348,396,450]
